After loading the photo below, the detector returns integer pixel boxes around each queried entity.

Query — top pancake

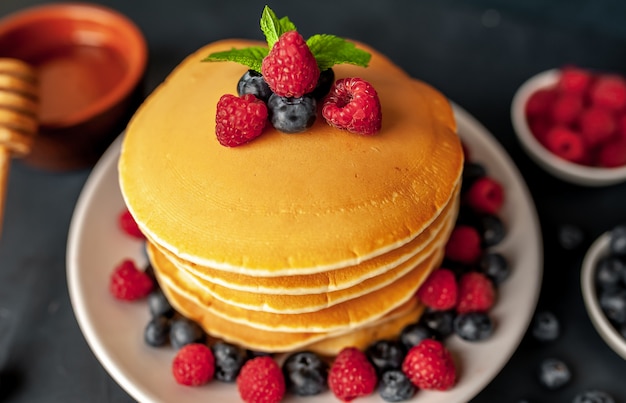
[119,39,462,274]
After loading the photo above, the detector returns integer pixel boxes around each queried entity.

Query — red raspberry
[528,118,551,145]
[557,66,592,94]
[215,93,268,147]
[445,225,482,264]
[172,343,215,386]
[402,339,456,390]
[322,77,382,135]
[465,176,504,215]
[550,94,583,125]
[237,356,285,403]
[618,114,626,140]
[328,347,377,401]
[118,209,145,240]
[590,75,626,111]
[416,268,458,310]
[109,259,153,301]
[597,138,626,168]
[525,88,556,119]
[261,31,320,98]
[544,126,586,163]
[579,107,616,147]
[457,272,495,314]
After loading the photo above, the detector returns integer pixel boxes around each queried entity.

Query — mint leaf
[260,6,297,48]
[201,46,268,72]
[307,34,371,71]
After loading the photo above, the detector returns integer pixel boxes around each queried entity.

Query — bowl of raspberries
[511,66,626,186]
[581,225,626,360]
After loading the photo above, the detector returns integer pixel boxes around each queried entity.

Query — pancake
[151,240,443,332]
[119,39,463,275]
[159,273,424,354]
[153,183,460,295]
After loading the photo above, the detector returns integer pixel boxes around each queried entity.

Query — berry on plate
[172,343,215,386]
[464,176,504,215]
[445,225,483,264]
[416,268,458,310]
[282,351,328,396]
[118,209,145,240]
[237,356,285,403]
[457,272,495,314]
[402,339,456,390]
[328,347,377,401]
[109,259,153,301]
[378,369,416,402]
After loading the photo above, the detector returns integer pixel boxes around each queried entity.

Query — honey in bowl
[0,3,147,170]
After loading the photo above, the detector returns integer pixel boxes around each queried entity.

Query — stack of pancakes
[118,40,463,355]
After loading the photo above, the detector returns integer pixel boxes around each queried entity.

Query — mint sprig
[202,5,371,72]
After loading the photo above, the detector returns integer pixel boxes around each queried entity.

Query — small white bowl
[511,69,626,187]
[580,232,626,359]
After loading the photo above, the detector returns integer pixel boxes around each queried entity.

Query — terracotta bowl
[0,3,147,170]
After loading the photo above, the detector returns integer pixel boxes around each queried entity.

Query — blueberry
[453,312,493,341]
[532,311,560,342]
[237,70,272,102]
[378,369,416,402]
[478,252,510,285]
[399,322,436,351]
[365,340,405,374]
[610,225,626,257]
[599,288,626,324]
[572,389,615,403]
[595,256,626,290]
[169,317,205,349]
[461,161,487,194]
[311,68,334,100]
[147,288,175,318]
[477,214,506,247]
[144,315,170,347]
[558,224,585,250]
[537,358,571,390]
[421,309,456,339]
[267,93,317,133]
[211,341,247,382]
[282,351,328,396]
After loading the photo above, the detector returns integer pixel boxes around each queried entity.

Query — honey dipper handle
[0,146,9,238]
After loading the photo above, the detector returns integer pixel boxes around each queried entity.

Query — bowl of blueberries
[581,224,626,359]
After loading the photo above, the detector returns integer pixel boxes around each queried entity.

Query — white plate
[67,104,543,403]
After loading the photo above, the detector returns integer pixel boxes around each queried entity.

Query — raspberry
[237,356,285,403]
[457,272,495,314]
[416,268,458,310]
[261,31,320,98]
[557,66,592,94]
[618,114,626,140]
[579,107,616,147]
[445,225,482,264]
[402,339,456,390]
[322,77,382,135]
[328,347,377,401]
[118,209,145,240]
[544,126,586,163]
[109,259,153,300]
[550,94,583,125]
[465,176,504,215]
[597,138,626,167]
[215,93,268,147]
[525,88,556,119]
[172,343,215,386]
[528,118,551,145]
[590,75,626,111]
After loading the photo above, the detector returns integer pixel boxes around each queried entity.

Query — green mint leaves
[260,6,297,48]
[202,5,371,72]
[307,34,371,71]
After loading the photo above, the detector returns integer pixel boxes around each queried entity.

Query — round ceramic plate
[67,104,543,403]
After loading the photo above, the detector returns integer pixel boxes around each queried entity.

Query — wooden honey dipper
[0,58,39,238]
